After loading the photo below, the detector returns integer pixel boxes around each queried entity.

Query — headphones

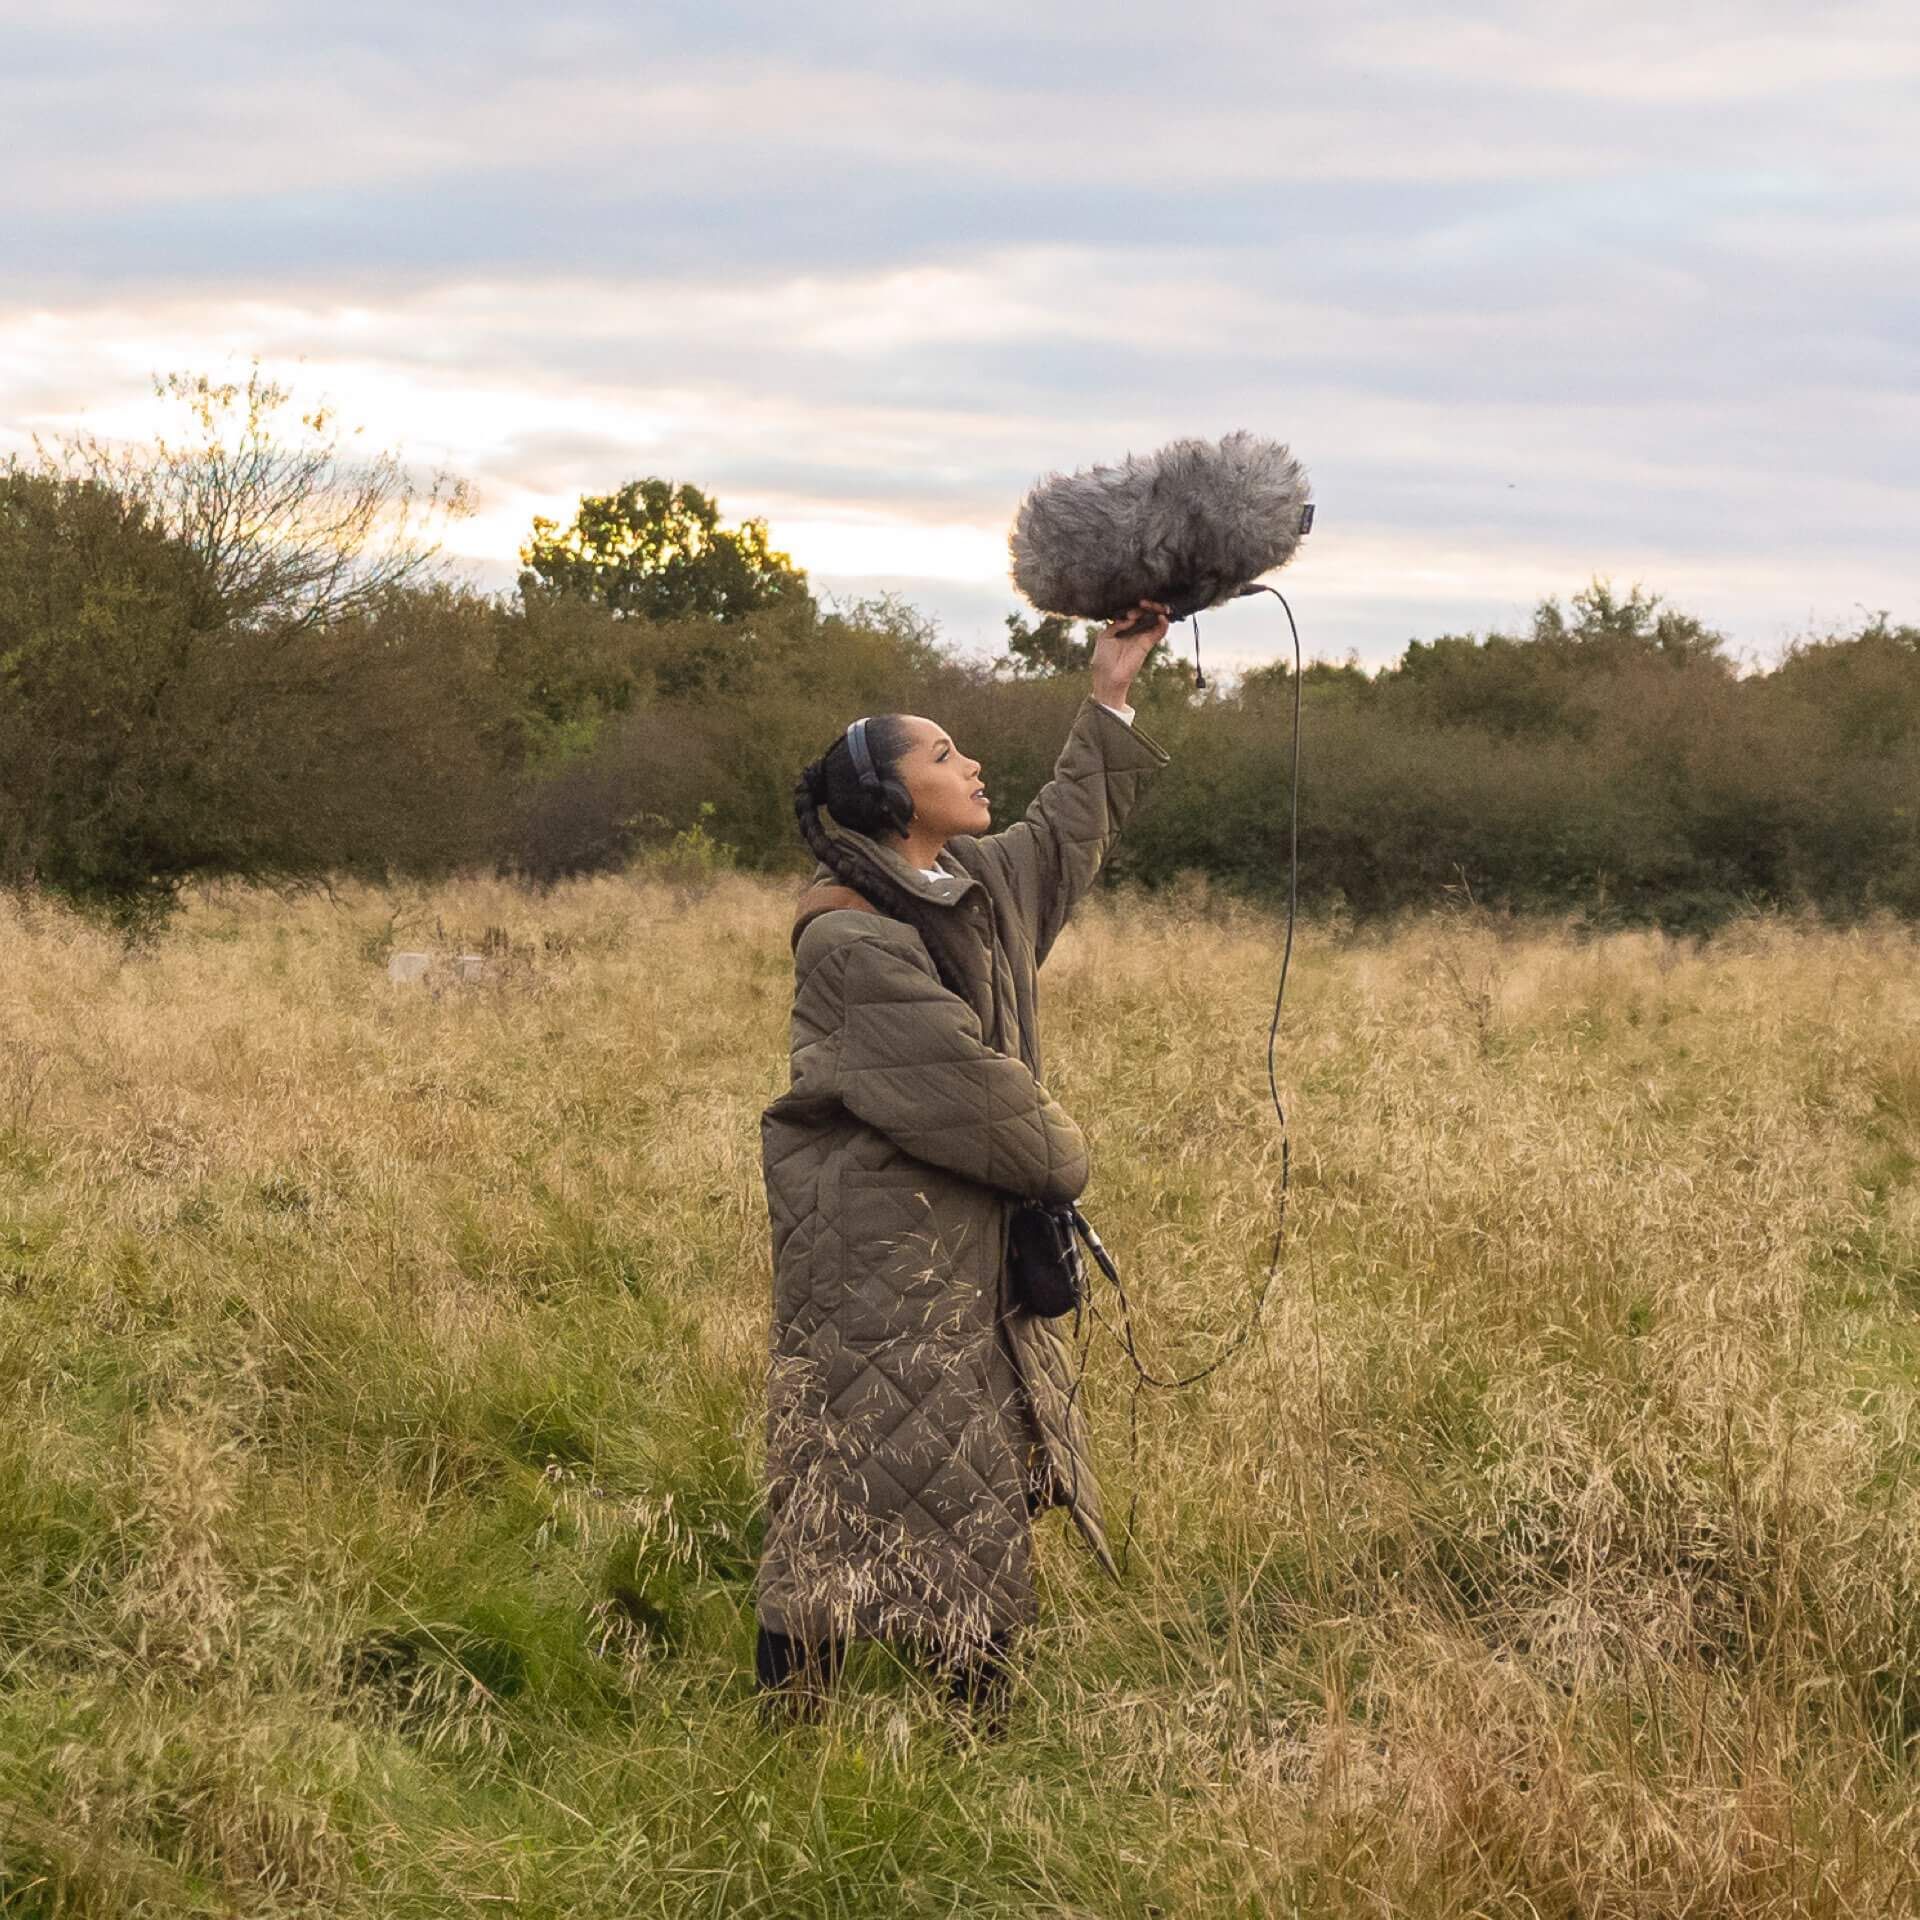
[844,716,915,834]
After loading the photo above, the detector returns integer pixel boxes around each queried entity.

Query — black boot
[754,1623,843,1723]
[931,1628,1017,1738]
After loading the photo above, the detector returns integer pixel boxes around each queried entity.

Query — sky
[3,1,1916,678]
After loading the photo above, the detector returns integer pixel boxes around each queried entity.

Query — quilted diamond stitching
[758,695,1161,1633]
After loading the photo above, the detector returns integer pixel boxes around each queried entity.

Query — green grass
[3,875,1920,1915]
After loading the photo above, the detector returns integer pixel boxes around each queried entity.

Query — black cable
[1058,585,1303,1576]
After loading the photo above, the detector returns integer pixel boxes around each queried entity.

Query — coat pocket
[836,1167,980,1353]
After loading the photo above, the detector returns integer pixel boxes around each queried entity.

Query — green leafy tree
[1237,655,1375,708]
[994,608,1198,698]
[996,610,1085,677]
[1369,578,1734,741]
[1529,577,1729,671]
[518,479,813,624]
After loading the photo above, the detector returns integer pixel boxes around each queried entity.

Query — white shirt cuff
[1094,697,1136,727]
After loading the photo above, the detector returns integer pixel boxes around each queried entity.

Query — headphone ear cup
[881,777,915,833]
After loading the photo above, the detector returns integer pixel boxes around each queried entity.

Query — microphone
[1008,431,1314,629]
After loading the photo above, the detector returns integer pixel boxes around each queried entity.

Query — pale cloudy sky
[4,1,1916,675]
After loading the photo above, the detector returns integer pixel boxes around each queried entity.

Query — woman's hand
[1091,598,1170,707]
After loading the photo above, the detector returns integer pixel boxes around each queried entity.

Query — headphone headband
[845,716,880,792]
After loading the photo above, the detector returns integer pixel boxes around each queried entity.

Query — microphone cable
[1057,583,1303,1577]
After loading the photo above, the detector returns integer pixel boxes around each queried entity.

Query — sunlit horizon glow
[3,3,1914,672]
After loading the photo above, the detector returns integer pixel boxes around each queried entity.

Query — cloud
[1,0,1914,670]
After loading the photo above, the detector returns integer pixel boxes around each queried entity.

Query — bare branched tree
[36,361,473,633]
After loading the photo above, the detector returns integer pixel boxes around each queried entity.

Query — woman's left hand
[1091,599,1170,705]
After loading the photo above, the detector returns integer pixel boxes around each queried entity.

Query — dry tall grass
[3,871,1918,1916]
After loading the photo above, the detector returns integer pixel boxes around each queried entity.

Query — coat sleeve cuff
[1082,692,1171,767]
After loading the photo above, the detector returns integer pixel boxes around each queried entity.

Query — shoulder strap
[804,882,882,917]
[791,876,890,952]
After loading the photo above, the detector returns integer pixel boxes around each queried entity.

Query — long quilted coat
[756,693,1171,1649]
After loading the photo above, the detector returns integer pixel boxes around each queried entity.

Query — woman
[754,598,1174,1728]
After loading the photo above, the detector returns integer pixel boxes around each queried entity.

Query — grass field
[3,872,1919,1917]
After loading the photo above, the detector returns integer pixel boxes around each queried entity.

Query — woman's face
[892,716,989,838]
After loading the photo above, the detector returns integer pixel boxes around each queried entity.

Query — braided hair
[792,714,972,1000]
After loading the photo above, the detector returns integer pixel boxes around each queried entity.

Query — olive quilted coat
[755,694,1171,1649]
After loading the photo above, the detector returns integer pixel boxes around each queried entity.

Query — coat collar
[789,804,982,952]
[813,804,980,908]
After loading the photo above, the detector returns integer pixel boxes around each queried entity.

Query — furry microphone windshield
[1008,430,1312,632]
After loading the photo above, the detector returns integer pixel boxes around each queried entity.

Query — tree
[1,375,503,929]
[1237,654,1375,709]
[1529,578,1729,672]
[518,479,813,624]
[994,608,1199,698]
[996,609,1085,677]
[41,362,472,633]
[0,471,214,922]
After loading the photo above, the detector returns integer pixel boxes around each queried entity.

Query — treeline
[1168,585,1920,930]
[3,369,1915,934]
